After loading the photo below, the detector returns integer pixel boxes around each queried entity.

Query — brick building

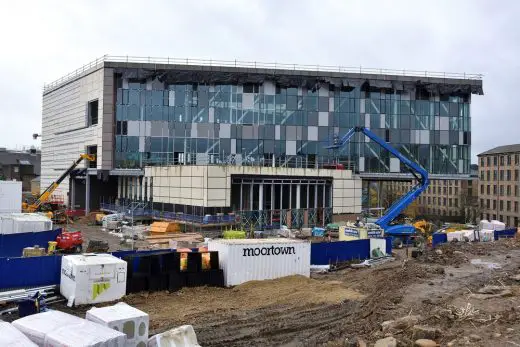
[477,145,520,227]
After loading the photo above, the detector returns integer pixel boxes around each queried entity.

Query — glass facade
[114,75,471,175]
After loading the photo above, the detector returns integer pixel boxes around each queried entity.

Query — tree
[459,190,481,224]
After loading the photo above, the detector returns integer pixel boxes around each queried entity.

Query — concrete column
[134,177,138,200]
[85,174,90,215]
[259,183,264,211]
[117,176,121,200]
[249,183,254,210]
[272,154,276,168]
[271,183,274,224]
[296,184,301,209]
[70,178,75,209]
[314,183,318,208]
[306,184,310,208]
[289,184,292,209]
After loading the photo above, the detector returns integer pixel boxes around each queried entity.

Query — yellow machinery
[413,219,435,244]
[22,154,96,214]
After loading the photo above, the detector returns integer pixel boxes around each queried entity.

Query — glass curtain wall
[114,77,471,175]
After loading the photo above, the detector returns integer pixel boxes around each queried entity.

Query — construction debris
[146,232,204,249]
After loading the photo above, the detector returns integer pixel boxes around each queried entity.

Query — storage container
[491,220,506,231]
[0,321,38,347]
[0,181,21,215]
[60,253,127,306]
[147,325,200,347]
[86,302,149,347]
[208,239,310,286]
[479,229,494,242]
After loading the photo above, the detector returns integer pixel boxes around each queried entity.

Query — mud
[47,238,520,346]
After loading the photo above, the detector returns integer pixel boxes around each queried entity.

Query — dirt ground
[57,221,148,251]
[44,237,520,346]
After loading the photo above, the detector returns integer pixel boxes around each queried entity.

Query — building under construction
[41,56,482,229]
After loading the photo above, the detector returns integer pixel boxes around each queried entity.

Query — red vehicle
[55,230,83,253]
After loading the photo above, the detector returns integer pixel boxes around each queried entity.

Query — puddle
[471,259,502,269]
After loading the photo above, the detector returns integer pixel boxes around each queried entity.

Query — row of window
[480,184,519,197]
[420,208,461,217]
[425,186,460,195]
[480,169,520,181]
[418,196,459,207]
[480,198,519,212]
[480,153,520,167]
[114,104,470,131]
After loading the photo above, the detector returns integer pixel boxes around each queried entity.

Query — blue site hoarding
[0,238,394,289]
[0,228,62,257]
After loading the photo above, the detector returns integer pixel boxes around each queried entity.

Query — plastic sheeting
[0,321,38,347]
[12,310,126,347]
[12,311,84,346]
[45,320,126,347]
[148,325,200,347]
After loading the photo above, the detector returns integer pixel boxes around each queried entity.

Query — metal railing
[116,153,357,171]
[43,54,483,92]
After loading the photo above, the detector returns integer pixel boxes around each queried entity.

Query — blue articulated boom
[326,126,430,237]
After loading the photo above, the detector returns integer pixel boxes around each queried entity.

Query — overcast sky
[0,0,518,163]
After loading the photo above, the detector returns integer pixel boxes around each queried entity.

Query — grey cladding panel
[286,126,297,140]
[243,125,253,139]
[318,126,329,141]
[307,112,318,126]
[128,121,140,136]
[264,125,275,140]
[220,123,231,138]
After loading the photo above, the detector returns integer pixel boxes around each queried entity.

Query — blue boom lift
[326,126,430,244]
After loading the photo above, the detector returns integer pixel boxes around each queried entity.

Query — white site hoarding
[60,254,127,306]
[0,181,21,215]
[208,239,311,286]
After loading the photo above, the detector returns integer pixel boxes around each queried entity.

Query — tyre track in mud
[195,301,361,346]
